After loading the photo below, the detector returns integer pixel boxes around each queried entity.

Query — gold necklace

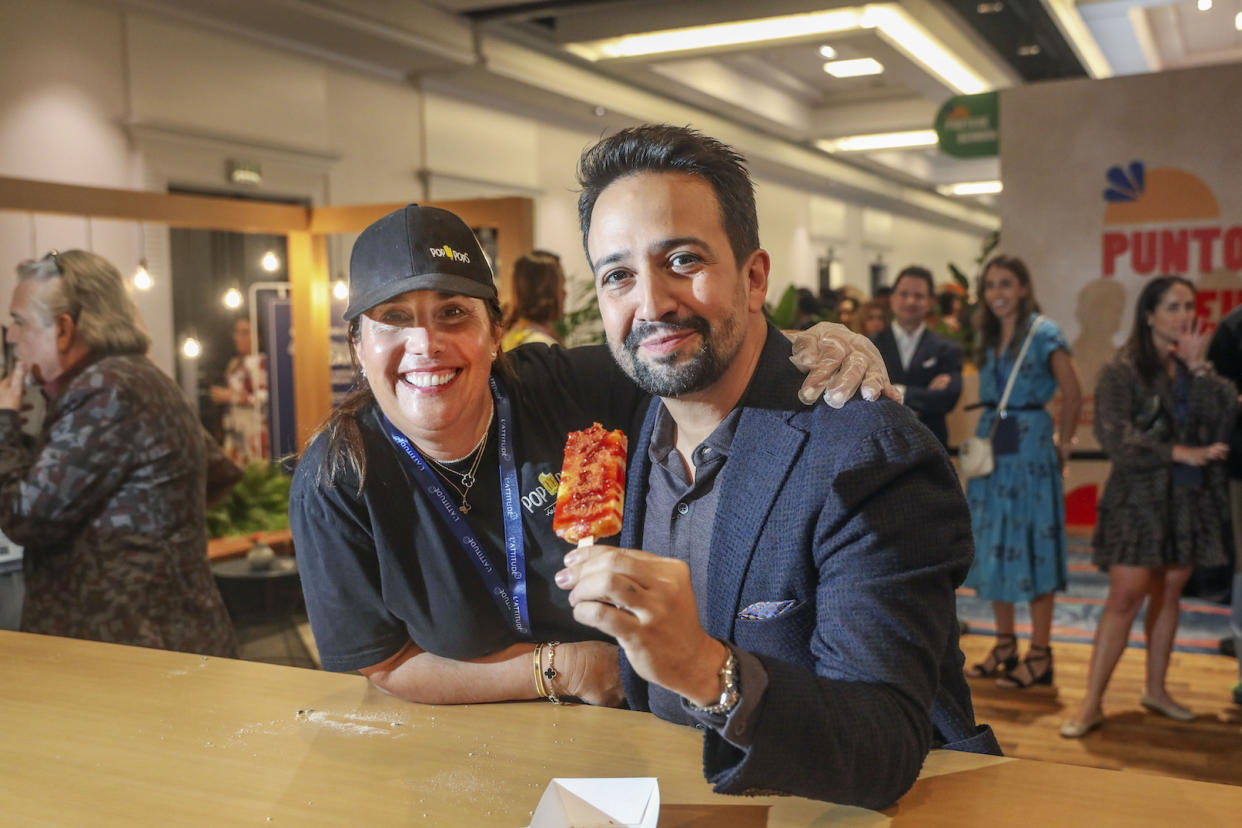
[425,407,492,514]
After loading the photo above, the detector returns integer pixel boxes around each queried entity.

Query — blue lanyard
[385,376,530,636]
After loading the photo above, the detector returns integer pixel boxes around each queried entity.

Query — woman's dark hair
[306,297,513,491]
[1123,274,1196,384]
[506,250,565,328]
[974,254,1041,365]
[577,124,759,268]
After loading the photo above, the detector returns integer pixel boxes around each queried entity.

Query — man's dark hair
[893,265,935,297]
[577,124,760,268]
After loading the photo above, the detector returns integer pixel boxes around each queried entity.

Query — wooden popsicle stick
[577,536,594,549]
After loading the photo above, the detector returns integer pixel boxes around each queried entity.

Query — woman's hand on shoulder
[789,322,901,408]
[557,640,624,707]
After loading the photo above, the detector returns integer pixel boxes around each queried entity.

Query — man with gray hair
[0,250,236,656]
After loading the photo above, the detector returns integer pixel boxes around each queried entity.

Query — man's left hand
[555,545,728,706]
[928,373,951,391]
[0,361,26,411]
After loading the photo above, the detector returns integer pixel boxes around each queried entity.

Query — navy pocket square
[738,599,799,620]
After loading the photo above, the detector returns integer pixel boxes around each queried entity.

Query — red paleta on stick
[553,423,627,545]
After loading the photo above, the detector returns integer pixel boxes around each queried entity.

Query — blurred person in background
[873,266,962,448]
[860,299,888,338]
[792,287,822,330]
[0,250,236,657]
[501,250,566,350]
[963,255,1082,689]
[835,294,860,332]
[937,289,964,333]
[1207,303,1242,706]
[210,316,269,467]
[1061,277,1234,736]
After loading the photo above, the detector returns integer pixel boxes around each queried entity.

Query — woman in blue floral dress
[964,256,1083,688]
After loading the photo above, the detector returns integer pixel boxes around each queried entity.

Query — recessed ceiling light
[1017,43,1041,56]
[940,180,1003,196]
[817,130,938,152]
[1197,0,1212,11]
[823,57,884,77]
[976,2,1003,13]
[818,44,838,59]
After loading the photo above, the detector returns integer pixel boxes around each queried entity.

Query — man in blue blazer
[872,266,963,448]
[555,125,998,810]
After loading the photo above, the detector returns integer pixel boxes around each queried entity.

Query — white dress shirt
[892,322,926,372]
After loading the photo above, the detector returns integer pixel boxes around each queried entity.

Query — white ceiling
[93,0,1242,227]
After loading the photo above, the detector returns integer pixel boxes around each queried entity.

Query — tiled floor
[233,611,319,670]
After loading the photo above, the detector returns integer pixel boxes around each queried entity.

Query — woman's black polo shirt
[290,344,642,672]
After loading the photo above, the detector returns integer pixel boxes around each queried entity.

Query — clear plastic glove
[788,322,903,408]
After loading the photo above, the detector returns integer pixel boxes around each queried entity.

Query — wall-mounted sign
[935,92,998,158]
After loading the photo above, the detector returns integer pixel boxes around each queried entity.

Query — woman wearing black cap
[290,204,891,707]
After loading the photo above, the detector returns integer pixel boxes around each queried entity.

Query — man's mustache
[624,316,710,353]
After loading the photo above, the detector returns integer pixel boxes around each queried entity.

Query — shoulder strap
[997,315,1044,415]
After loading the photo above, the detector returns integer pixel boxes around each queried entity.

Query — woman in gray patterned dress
[1061,276,1235,738]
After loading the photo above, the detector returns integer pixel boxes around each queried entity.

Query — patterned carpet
[956,535,1233,655]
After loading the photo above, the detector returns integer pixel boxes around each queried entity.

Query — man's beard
[612,314,741,398]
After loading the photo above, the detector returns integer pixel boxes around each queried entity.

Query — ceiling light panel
[564,4,993,95]
[823,57,885,77]
[564,9,863,60]
[818,129,939,152]
[941,180,1003,195]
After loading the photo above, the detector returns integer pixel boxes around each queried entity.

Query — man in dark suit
[873,266,963,447]
[556,125,997,809]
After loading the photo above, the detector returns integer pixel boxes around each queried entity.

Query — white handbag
[960,316,1044,480]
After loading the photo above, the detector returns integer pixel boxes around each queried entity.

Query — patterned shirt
[0,354,236,656]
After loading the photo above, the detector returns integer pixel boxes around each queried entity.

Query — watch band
[684,647,740,715]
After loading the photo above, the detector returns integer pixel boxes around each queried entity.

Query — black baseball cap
[344,204,497,321]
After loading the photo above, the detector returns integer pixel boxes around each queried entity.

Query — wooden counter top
[1,630,1238,826]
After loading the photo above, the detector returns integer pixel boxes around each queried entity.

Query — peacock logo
[1101,161,1240,277]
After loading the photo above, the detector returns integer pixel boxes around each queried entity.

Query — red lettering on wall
[1102,232,1127,276]
[1197,290,1216,318]
[1224,227,1242,271]
[1131,231,1157,275]
[1191,227,1222,272]
[1159,229,1189,273]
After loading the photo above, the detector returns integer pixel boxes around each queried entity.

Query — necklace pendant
[460,474,475,488]
[459,503,471,514]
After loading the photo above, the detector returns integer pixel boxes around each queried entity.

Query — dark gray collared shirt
[641,403,768,746]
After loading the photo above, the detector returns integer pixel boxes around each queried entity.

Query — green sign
[935,92,998,158]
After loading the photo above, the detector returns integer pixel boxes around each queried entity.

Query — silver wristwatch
[684,647,740,715]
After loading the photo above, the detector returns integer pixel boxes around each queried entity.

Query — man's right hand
[558,640,624,707]
[928,373,952,391]
[0,361,25,411]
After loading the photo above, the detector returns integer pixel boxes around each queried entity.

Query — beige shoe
[1140,693,1193,722]
[1059,716,1103,739]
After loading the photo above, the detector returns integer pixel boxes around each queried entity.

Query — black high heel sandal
[996,644,1053,689]
[965,634,1018,678]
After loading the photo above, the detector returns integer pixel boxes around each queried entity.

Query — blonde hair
[17,250,150,356]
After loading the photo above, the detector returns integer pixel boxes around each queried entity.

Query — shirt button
[677,502,689,516]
